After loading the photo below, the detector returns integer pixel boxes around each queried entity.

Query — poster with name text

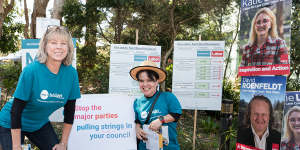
[280,92,300,149]
[238,0,291,76]
[236,76,286,150]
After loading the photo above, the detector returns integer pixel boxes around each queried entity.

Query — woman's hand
[52,143,67,150]
[136,124,147,141]
[149,119,162,132]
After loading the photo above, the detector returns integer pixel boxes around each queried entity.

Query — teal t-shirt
[0,61,81,132]
[134,91,182,150]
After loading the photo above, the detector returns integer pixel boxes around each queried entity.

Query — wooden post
[192,109,197,150]
[135,29,139,45]
[192,34,201,150]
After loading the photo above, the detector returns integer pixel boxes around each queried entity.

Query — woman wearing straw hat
[130,60,182,150]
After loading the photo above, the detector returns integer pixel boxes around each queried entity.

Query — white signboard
[172,41,225,110]
[68,94,137,150]
[109,44,161,97]
[21,39,77,122]
[36,17,60,39]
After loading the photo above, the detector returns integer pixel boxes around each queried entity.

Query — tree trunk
[0,0,3,39]
[223,5,240,80]
[51,0,64,21]
[113,7,128,44]
[161,0,176,91]
[24,0,30,39]
[0,0,15,39]
[30,0,49,38]
[84,23,97,64]
[80,0,97,69]
[114,7,121,43]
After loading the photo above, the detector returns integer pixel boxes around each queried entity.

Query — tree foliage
[0,8,23,54]
[287,0,300,91]
[62,0,237,92]
[0,61,21,106]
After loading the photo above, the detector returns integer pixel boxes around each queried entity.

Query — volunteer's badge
[141,111,148,119]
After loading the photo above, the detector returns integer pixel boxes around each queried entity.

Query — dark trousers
[0,122,59,150]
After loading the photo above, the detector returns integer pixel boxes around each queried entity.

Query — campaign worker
[240,7,288,67]
[281,106,300,150]
[0,25,81,150]
[130,60,182,150]
[237,95,281,150]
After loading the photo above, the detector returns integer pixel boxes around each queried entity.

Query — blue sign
[284,92,300,110]
[134,55,147,61]
[22,38,77,49]
[197,51,210,57]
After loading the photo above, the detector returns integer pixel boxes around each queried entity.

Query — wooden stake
[192,109,197,150]
[192,35,201,150]
[135,29,139,45]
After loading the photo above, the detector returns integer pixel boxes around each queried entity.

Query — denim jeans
[0,122,59,150]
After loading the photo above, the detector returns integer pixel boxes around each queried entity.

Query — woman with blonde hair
[0,26,81,150]
[281,106,300,150]
[240,7,288,66]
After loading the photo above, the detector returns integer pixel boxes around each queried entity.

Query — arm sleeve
[10,98,27,129]
[64,100,76,124]
[167,92,182,114]
[13,66,33,101]
[169,113,181,122]
[68,69,81,100]
[133,99,141,124]
[135,119,141,124]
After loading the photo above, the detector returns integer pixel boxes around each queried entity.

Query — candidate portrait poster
[280,92,300,149]
[238,0,292,76]
[236,76,286,150]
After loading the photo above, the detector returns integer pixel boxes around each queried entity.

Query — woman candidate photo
[281,106,300,150]
[0,25,81,150]
[240,7,289,67]
[129,60,182,150]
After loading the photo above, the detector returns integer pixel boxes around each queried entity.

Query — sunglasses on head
[46,25,69,34]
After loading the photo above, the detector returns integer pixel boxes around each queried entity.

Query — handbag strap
[144,91,161,124]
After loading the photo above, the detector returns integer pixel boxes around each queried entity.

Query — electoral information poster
[172,41,224,110]
[238,0,292,76]
[236,76,286,150]
[68,94,136,150]
[109,44,161,97]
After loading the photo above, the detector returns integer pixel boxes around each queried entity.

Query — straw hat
[130,60,166,83]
